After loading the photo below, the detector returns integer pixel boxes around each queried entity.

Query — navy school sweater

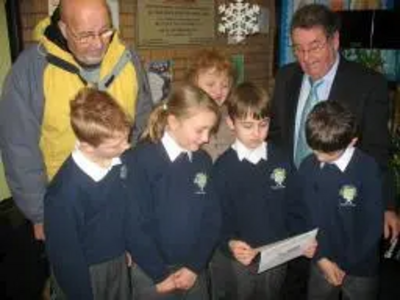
[125,141,221,282]
[294,149,384,276]
[212,142,294,252]
[44,156,129,300]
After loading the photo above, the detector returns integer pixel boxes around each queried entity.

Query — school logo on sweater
[194,172,207,194]
[339,185,357,207]
[270,168,286,189]
[120,164,128,180]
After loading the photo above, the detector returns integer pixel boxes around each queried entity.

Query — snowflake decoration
[218,0,260,44]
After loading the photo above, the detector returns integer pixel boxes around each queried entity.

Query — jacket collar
[161,132,192,162]
[231,139,267,164]
[72,147,121,182]
[41,32,126,73]
[321,146,355,172]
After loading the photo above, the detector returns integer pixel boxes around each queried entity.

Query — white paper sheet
[256,228,318,273]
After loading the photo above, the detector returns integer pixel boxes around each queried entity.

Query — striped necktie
[294,80,323,168]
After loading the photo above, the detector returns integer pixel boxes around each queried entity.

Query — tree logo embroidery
[339,185,357,207]
[270,168,286,189]
[194,173,207,194]
[120,165,127,180]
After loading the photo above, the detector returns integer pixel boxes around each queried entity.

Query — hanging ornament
[218,0,260,44]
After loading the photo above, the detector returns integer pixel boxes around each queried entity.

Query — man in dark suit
[269,4,400,300]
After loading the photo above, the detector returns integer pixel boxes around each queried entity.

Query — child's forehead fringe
[236,110,269,121]
[198,66,231,75]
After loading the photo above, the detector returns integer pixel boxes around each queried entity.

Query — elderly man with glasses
[0,0,152,241]
[269,3,399,300]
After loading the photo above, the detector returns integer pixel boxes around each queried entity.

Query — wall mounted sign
[147,60,173,104]
[231,54,244,84]
[137,0,215,47]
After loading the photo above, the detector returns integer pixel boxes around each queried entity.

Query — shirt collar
[72,147,122,182]
[231,139,267,164]
[306,53,340,87]
[321,146,355,172]
[161,131,192,162]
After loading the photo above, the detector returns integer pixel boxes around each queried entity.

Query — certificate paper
[256,228,318,273]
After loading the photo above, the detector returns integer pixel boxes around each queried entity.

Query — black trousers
[379,258,400,299]
[230,259,286,300]
[0,198,49,300]
[308,264,378,300]
[209,250,236,300]
[282,257,310,300]
[130,264,209,300]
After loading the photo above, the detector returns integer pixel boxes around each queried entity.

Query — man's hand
[173,267,197,290]
[384,210,400,241]
[33,223,45,241]
[317,258,345,286]
[229,240,258,266]
[156,274,176,294]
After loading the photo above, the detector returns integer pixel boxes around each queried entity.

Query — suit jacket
[270,57,394,208]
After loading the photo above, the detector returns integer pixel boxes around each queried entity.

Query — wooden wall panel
[19,0,276,88]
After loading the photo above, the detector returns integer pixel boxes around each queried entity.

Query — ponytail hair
[141,83,219,143]
[141,101,169,142]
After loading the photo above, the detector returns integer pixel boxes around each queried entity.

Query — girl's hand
[156,275,176,294]
[173,268,197,290]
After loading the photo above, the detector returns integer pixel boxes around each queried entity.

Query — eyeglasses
[65,24,114,44]
[292,39,328,57]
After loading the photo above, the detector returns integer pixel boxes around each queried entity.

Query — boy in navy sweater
[44,88,133,300]
[296,101,383,300]
[212,82,316,300]
[126,84,221,299]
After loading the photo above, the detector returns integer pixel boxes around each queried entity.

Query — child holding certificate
[212,82,316,300]
[297,101,383,300]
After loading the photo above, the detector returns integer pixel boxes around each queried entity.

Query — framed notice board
[137,0,216,48]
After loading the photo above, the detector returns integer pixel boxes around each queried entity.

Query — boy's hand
[173,268,197,290]
[33,223,45,241]
[303,239,318,258]
[317,258,345,286]
[156,274,176,294]
[229,240,258,266]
